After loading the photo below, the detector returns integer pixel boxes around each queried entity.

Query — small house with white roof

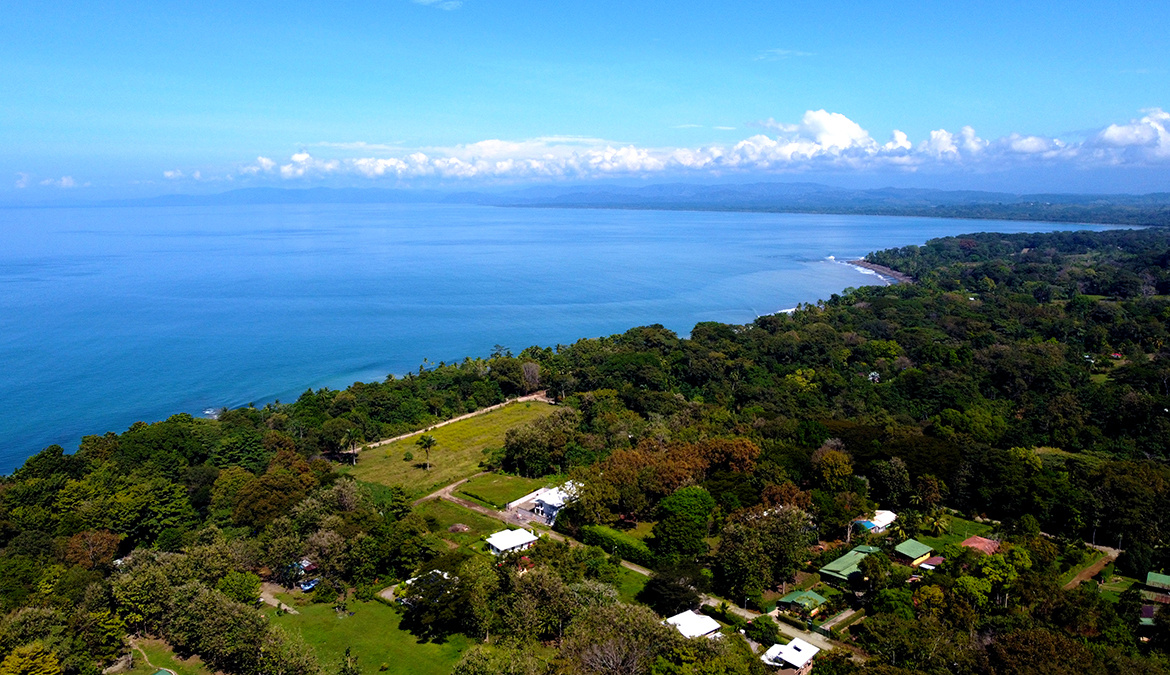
[485,528,538,556]
[856,510,897,534]
[760,638,820,674]
[664,609,722,639]
[534,483,577,524]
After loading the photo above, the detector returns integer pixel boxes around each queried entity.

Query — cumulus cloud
[221,107,1170,184]
[39,176,77,188]
[14,173,30,188]
[1089,108,1170,162]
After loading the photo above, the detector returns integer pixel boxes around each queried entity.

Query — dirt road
[1063,548,1120,590]
[361,392,552,453]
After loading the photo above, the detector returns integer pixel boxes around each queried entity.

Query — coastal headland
[846,259,915,285]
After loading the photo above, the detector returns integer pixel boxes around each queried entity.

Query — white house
[857,509,897,534]
[760,638,820,674]
[664,610,722,639]
[534,483,577,524]
[485,528,538,556]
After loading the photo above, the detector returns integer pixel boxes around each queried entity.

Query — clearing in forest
[266,598,470,675]
[127,638,212,675]
[413,498,513,547]
[345,400,556,499]
[458,473,549,509]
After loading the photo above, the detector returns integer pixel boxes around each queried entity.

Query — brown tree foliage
[761,481,812,510]
[65,530,121,570]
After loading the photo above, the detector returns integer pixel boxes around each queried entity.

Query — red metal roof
[960,535,999,555]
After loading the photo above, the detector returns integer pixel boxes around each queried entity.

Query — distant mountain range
[58,182,1170,227]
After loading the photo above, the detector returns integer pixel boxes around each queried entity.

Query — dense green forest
[3,228,1170,675]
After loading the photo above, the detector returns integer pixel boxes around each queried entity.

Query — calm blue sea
[0,203,1122,472]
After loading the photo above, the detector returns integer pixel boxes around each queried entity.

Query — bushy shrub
[579,525,656,567]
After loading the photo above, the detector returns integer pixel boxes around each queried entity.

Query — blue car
[299,578,320,592]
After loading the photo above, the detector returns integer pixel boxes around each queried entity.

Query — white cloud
[1091,108,1170,161]
[209,107,1170,185]
[14,173,30,188]
[164,169,183,179]
[755,48,814,61]
[412,0,462,9]
[672,124,703,129]
[39,176,77,188]
[713,126,737,131]
[240,156,276,175]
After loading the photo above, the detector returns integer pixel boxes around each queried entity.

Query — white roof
[665,610,721,639]
[761,638,820,669]
[537,484,575,508]
[871,510,897,528]
[485,528,537,551]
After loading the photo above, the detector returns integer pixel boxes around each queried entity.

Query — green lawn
[127,639,212,675]
[916,516,993,551]
[413,498,513,547]
[614,566,650,604]
[623,521,656,541]
[1100,574,1138,602]
[458,473,550,509]
[345,401,556,499]
[267,597,471,675]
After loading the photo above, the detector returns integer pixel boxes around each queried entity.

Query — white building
[760,638,820,674]
[534,483,577,524]
[485,528,538,556]
[664,610,722,639]
[857,509,897,534]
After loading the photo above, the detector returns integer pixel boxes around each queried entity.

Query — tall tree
[416,435,437,471]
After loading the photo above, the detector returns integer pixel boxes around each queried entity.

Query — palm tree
[416,434,437,470]
[926,513,951,537]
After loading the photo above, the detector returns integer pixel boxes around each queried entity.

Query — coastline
[845,259,915,285]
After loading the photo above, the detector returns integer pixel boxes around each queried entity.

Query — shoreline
[845,259,915,285]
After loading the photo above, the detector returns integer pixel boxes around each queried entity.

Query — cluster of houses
[1140,571,1170,632]
[816,509,1004,589]
[663,610,821,675]
[816,530,1000,591]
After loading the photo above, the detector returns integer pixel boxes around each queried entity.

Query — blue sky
[3,0,1169,198]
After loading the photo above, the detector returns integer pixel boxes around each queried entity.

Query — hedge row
[579,525,656,567]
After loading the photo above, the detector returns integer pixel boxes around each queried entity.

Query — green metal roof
[778,590,828,609]
[1147,571,1170,591]
[895,539,933,560]
[819,546,880,582]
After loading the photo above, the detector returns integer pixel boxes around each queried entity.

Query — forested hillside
[3,228,1170,675]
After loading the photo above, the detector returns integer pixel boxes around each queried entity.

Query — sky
[2,0,1169,199]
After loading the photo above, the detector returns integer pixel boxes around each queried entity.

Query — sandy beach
[846,259,915,285]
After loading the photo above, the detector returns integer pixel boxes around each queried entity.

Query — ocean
[0,202,1122,472]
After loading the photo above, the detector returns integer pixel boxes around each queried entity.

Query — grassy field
[623,521,656,541]
[413,498,512,546]
[127,639,212,675]
[614,565,650,603]
[268,596,471,675]
[1100,574,1139,602]
[458,473,549,509]
[917,516,994,551]
[346,401,556,499]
